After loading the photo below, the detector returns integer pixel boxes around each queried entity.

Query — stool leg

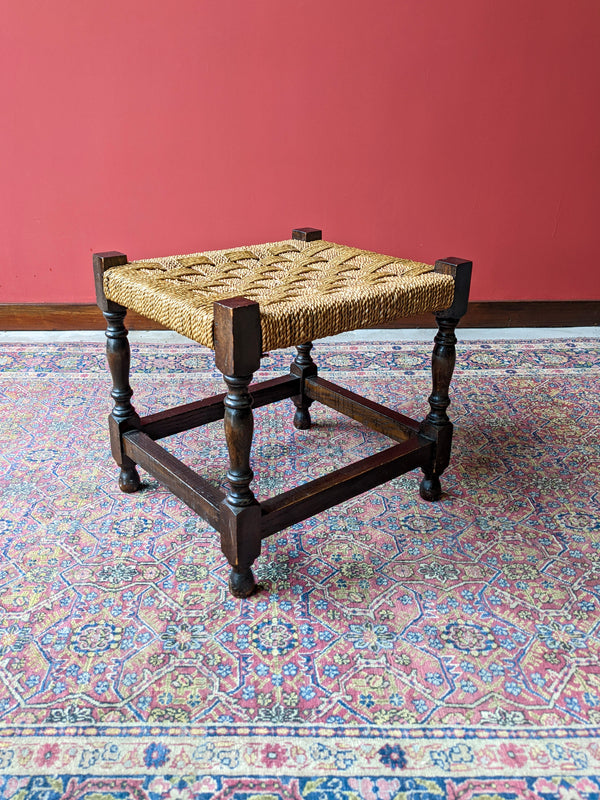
[291,342,317,430]
[214,297,263,598]
[419,316,458,501]
[221,372,261,597]
[93,251,141,494]
[103,308,142,493]
[289,226,322,430]
[419,257,472,502]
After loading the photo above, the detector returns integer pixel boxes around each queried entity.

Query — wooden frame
[93,230,472,598]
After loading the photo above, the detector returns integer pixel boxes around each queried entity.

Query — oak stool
[94,228,472,597]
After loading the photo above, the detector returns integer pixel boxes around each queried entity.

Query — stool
[93,228,472,597]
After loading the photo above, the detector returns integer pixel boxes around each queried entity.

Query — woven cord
[104,240,454,350]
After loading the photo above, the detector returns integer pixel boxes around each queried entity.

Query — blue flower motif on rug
[378,743,407,769]
[143,742,170,768]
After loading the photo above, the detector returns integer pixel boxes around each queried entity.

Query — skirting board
[0,302,598,330]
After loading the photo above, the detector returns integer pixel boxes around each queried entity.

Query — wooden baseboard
[0,302,598,331]
[0,304,165,331]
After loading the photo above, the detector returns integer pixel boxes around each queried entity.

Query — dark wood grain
[221,373,257,509]
[292,227,322,242]
[419,259,471,501]
[219,371,261,597]
[93,252,128,313]
[2,301,598,330]
[0,304,166,330]
[434,257,473,319]
[377,301,600,328]
[103,309,138,427]
[214,296,263,597]
[214,297,262,376]
[122,429,224,529]
[140,375,300,440]
[305,376,420,442]
[220,502,262,598]
[290,342,317,430]
[103,311,141,494]
[94,251,142,494]
[260,436,433,538]
[418,316,458,502]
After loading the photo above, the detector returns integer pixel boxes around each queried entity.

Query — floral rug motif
[0,338,599,799]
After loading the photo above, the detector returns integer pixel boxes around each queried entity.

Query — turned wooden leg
[289,227,322,431]
[419,258,472,502]
[291,342,317,430]
[93,252,141,493]
[214,297,263,598]
[420,316,458,501]
[221,372,261,597]
[104,309,142,493]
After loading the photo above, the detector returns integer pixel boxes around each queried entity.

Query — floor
[1,327,599,344]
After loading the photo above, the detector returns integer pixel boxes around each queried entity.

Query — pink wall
[2,0,599,303]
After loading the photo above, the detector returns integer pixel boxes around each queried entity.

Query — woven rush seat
[103,239,456,351]
[93,228,472,599]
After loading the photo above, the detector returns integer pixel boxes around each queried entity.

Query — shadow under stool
[93,227,472,597]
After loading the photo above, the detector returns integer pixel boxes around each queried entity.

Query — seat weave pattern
[103,240,455,351]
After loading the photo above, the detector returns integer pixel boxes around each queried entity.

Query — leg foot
[293,407,312,430]
[419,475,442,502]
[229,567,257,598]
[119,465,141,493]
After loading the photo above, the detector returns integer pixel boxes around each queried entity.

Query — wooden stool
[93,228,471,597]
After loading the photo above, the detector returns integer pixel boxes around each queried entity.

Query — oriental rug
[0,337,599,799]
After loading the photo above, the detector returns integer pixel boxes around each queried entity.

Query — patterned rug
[0,337,599,799]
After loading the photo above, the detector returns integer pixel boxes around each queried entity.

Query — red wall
[2,0,599,303]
